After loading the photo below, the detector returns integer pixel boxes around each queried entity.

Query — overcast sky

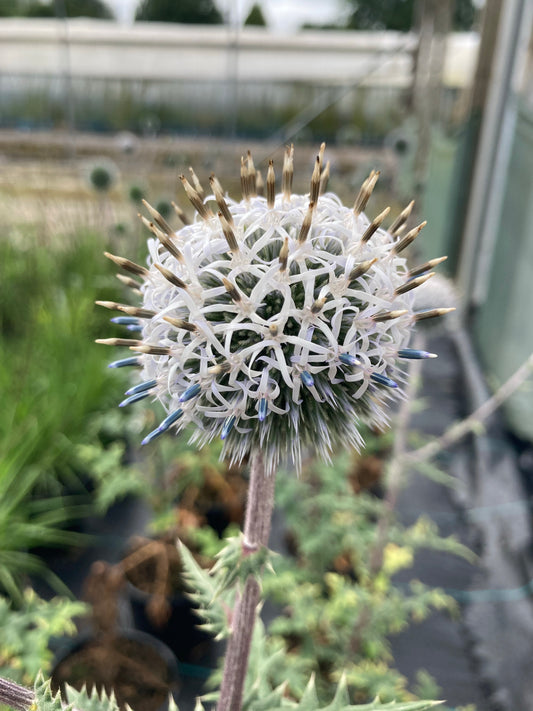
[107,0,349,32]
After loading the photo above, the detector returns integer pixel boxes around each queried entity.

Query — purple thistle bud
[301,371,315,388]
[339,353,359,367]
[141,427,165,445]
[398,349,438,360]
[108,357,142,368]
[125,379,157,396]
[258,397,268,422]
[179,383,202,402]
[111,316,140,326]
[159,408,184,431]
[370,373,398,389]
[119,391,151,407]
[221,415,236,440]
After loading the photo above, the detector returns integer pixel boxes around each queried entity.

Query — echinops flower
[97,145,453,473]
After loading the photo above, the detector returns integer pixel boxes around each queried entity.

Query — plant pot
[121,536,213,663]
[51,629,180,711]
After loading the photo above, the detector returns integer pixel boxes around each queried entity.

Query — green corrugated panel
[474,101,533,442]
[419,128,461,272]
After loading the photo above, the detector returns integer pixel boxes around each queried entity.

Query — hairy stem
[0,677,34,711]
[217,451,276,711]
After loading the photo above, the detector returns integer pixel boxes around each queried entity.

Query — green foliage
[0,590,86,686]
[20,0,114,18]
[176,547,442,711]
[30,673,442,711]
[260,450,468,702]
[244,3,266,27]
[0,230,136,597]
[135,0,223,24]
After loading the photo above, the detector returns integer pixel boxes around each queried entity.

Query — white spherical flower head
[97,146,452,473]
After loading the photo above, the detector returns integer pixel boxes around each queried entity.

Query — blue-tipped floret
[179,383,202,402]
[339,353,359,366]
[258,397,268,421]
[108,356,142,369]
[221,415,236,440]
[125,379,157,396]
[141,427,165,445]
[126,324,143,332]
[111,316,140,326]
[398,348,437,360]
[119,391,151,407]
[159,408,184,431]
[301,371,315,388]
[370,372,398,388]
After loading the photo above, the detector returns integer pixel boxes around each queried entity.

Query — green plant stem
[217,451,276,711]
[0,676,34,711]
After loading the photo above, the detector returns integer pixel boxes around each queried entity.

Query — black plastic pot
[51,628,180,711]
[126,579,213,663]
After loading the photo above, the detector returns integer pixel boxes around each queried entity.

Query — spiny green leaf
[63,684,122,711]
[33,673,71,711]
[178,542,229,639]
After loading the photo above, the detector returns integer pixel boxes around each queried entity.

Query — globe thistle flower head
[97,145,451,474]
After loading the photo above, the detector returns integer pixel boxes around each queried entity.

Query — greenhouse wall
[474,99,533,442]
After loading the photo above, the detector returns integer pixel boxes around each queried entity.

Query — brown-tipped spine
[163,316,197,332]
[298,202,314,243]
[310,296,326,314]
[95,337,143,347]
[267,160,275,209]
[208,361,231,375]
[408,255,447,278]
[179,175,212,220]
[116,273,142,291]
[393,221,427,254]
[140,215,184,262]
[414,307,456,322]
[219,212,239,252]
[279,236,289,272]
[104,252,148,278]
[210,175,233,225]
[348,257,377,281]
[171,201,190,225]
[130,344,172,356]
[241,157,250,201]
[372,309,409,322]
[154,263,188,289]
[319,160,330,195]
[389,200,415,235]
[282,144,294,200]
[309,155,321,206]
[247,151,257,196]
[353,170,380,216]
[394,271,434,296]
[222,277,242,302]
[361,206,390,243]
[142,199,173,236]
[95,300,156,318]
[189,167,205,199]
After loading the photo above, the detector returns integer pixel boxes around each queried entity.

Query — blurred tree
[344,0,477,32]
[135,0,223,24]
[16,0,113,18]
[244,2,267,27]
[0,0,21,16]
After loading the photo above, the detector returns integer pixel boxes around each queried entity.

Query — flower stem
[216,450,276,711]
[0,677,34,711]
